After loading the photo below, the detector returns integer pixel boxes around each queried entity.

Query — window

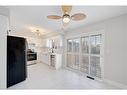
[46,39,54,48]
[67,34,103,79]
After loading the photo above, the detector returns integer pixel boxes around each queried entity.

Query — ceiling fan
[47,6,86,24]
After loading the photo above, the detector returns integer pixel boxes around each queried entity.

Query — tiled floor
[8,63,118,89]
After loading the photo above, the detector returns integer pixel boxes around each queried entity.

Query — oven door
[27,53,37,61]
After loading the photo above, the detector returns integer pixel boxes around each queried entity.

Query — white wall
[0,7,9,17]
[0,15,8,88]
[0,7,9,89]
[65,14,127,88]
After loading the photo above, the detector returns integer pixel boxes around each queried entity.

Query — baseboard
[104,79,127,89]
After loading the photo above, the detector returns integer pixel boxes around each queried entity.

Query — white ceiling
[8,6,127,35]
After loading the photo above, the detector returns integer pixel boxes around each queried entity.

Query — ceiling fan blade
[71,13,86,21]
[62,5,72,14]
[47,15,62,19]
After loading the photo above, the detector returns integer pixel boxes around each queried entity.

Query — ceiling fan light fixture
[47,6,86,26]
[63,14,70,23]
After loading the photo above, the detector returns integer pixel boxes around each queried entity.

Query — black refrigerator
[7,36,27,88]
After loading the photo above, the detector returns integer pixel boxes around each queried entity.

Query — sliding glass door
[67,34,103,79]
[80,36,89,74]
[67,38,80,70]
[89,34,102,78]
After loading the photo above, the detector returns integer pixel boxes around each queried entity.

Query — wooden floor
[8,63,118,89]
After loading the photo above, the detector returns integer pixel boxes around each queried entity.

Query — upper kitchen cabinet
[26,37,43,47]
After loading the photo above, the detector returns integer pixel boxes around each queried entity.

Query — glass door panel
[80,55,89,74]
[90,34,102,78]
[82,36,89,54]
[67,54,79,70]
[90,35,101,54]
[90,56,101,78]
[81,36,89,74]
[67,38,80,70]
[73,39,80,52]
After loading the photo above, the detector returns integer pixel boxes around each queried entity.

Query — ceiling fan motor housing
[62,14,71,23]
[63,14,70,18]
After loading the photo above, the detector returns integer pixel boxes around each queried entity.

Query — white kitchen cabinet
[41,53,50,65]
[41,53,62,69]
[50,54,62,69]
